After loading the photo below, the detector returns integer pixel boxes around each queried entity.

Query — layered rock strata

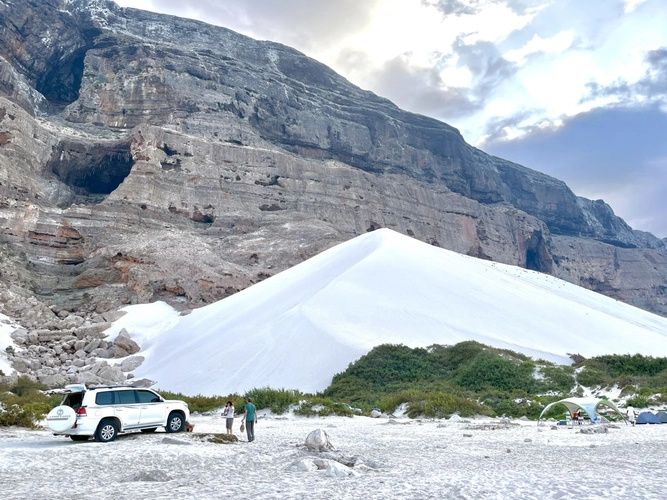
[0,0,664,347]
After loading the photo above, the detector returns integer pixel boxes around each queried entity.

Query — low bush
[0,406,36,428]
[0,377,61,428]
[576,367,608,388]
[625,395,651,408]
[245,387,302,414]
[156,390,231,413]
[293,397,356,417]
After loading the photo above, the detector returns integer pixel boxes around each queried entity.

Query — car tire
[95,419,118,442]
[70,435,90,442]
[140,427,158,433]
[166,412,184,433]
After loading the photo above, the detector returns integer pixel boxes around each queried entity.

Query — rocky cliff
[0,0,666,331]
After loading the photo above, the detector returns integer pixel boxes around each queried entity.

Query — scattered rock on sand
[289,458,358,477]
[305,429,335,451]
[161,437,191,445]
[124,470,172,482]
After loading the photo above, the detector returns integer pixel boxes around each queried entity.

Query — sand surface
[1,413,664,499]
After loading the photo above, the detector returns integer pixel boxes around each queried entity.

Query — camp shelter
[537,397,626,424]
[657,411,667,423]
[636,411,662,424]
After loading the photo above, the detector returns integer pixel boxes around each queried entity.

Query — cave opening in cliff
[525,232,554,274]
[35,28,102,108]
[49,140,134,204]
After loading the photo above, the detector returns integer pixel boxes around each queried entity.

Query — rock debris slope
[127,229,667,395]
[0,0,665,327]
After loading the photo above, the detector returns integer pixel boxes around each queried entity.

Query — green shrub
[576,367,608,388]
[0,377,61,428]
[625,395,651,408]
[245,387,302,414]
[10,377,48,397]
[293,397,356,417]
[457,352,535,393]
[590,354,667,377]
[22,402,52,420]
[156,390,232,413]
[0,406,36,428]
[538,365,575,393]
[619,385,636,397]
[157,387,303,415]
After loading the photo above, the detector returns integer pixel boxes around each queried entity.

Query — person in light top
[223,401,235,434]
[626,406,636,426]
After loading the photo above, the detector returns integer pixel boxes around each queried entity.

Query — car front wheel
[166,413,184,433]
[95,419,118,442]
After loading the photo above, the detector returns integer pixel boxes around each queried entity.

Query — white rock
[325,461,358,478]
[288,459,318,472]
[305,429,335,452]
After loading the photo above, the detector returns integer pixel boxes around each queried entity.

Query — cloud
[366,53,481,117]
[483,105,667,237]
[424,0,545,17]
[115,0,380,54]
[584,47,667,104]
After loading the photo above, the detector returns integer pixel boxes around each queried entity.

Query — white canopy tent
[537,397,627,424]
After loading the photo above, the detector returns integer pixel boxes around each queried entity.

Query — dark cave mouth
[35,28,103,108]
[49,140,134,203]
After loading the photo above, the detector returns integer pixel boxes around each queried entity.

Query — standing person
[626,406,636,426]
[223,401,235,434]
[242,397,257,442]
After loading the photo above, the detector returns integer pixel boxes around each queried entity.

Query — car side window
[96,391,115,406]
[116,390,137,404]
[136,390,160,404]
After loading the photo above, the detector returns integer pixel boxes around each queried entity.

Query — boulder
[102,310,128,323]
[73,371,103,385]
[113,329,141,355]
[112,345,130,358]
[120,356,145,372]
[325,461,358,478]
[305,429,335,452]
[10,328,28,344]
[84,339,103,353]
[74,323,111,340]
[40,373,67,387]
[97,365,126,384]
[129,378,156,388]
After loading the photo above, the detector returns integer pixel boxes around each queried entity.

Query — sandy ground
[0,414,665,500]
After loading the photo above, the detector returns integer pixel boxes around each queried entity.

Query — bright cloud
[503,32,575,65]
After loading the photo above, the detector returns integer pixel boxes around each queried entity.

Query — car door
[136,390,167,426]
[113,390,141,429]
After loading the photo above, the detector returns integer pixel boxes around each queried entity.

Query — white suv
[46,384,190,442]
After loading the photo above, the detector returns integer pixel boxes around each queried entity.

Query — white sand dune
[110,229,667,396]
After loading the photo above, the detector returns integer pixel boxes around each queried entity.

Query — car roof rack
[86,385,135,390]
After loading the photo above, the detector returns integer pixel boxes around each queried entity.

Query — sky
[112,0,667,237]
[85,229,667,396]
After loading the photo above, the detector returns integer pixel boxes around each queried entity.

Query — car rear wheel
[95,419,118,442]
[70,435,90,442]
[140,427,157,433]
[166,413,184,433]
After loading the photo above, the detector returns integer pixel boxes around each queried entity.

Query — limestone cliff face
[0,0,665,319]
